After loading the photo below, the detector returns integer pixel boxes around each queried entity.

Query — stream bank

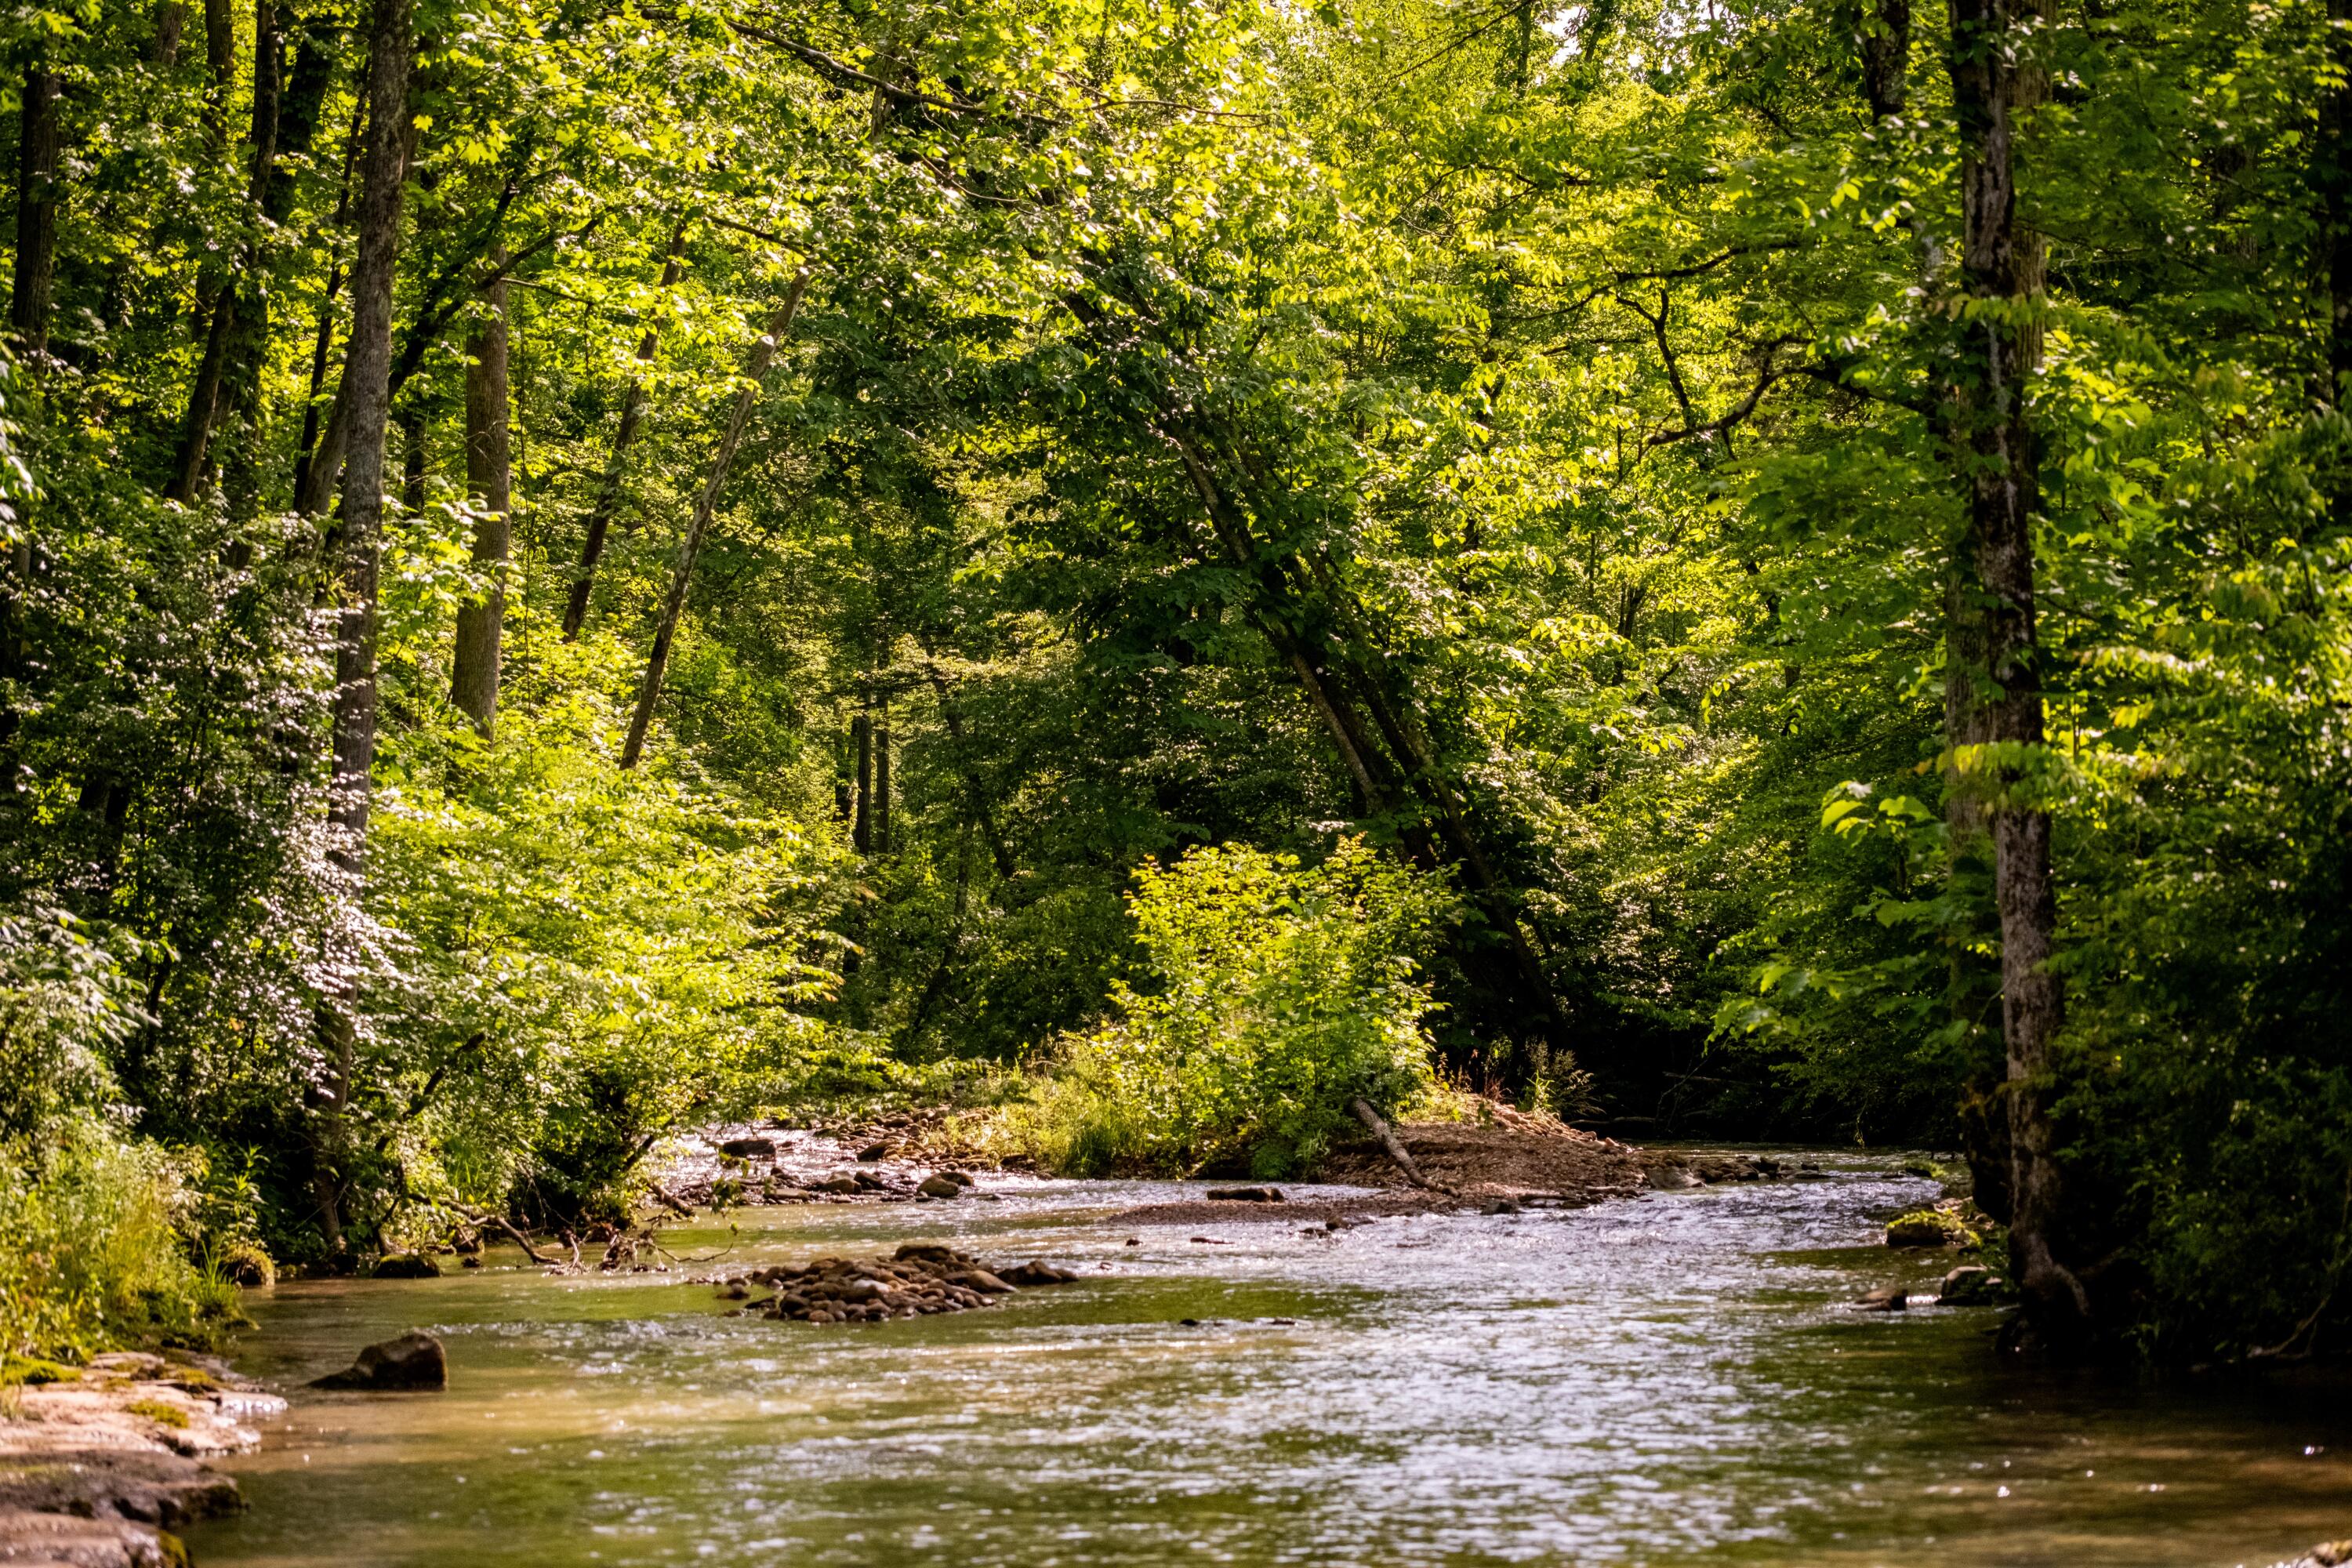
[0,1352,285,1567]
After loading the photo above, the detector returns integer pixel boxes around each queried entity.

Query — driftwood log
[1349,1098,1449,1192]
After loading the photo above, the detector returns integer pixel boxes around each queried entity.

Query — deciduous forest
[4,0,2350,1400]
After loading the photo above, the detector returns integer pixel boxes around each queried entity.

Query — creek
[186,1151,2352,1566]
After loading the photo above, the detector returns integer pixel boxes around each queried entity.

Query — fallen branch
[646,1181,695,1218]
[409,1189,560,1265]
[1350,1098,1447,1193]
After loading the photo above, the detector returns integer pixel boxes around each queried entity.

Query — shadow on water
[186,1154,2352,1567]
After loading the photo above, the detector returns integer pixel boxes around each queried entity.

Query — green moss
[125,1397,190,1428]
[0,1355,80,1386]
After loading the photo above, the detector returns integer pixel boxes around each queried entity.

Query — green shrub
[1016,838,1454,1178]
[0,1124,242,1364]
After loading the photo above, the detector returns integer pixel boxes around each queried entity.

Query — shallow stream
[188,1152,2352,1566]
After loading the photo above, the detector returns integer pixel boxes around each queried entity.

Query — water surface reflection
[188,1155,2351,1566]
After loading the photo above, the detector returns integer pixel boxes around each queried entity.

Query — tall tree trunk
[1944,0,2087,1338]
[851,709,873,852]
[398,405,424,512]
[11,54,60,358]
[1857,0,1911,121]
[151,1,187,65]
[924,661,1018,878]
[292,94,365,515]
[450,264,510,735]
[562,221,686,641]
[618,271,808,770]
[167,0,281,504]
[873,699,891,853]
[220,12,333,520]
[201,0,234,143]
[312,0,412,1257]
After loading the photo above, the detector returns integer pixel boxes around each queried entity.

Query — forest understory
[2,0,2350,1396]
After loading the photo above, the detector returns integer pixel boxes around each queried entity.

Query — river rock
[857,1142,895,1161]
[1937,1265,2006,1305]
[720,1135,777,1158]
[1855,1287,1908,1312]
[370,1252,441,1279]
[309,1331,448,1391]
[1207,1185,1285,1203]
[917,1174,964,1199]
[999,1261,1080,1286]
[816,1174,864,1195]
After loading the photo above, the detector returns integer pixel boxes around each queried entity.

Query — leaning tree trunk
[11,53,60,358]
[1944,0,2088,1339]
[562,221,687,641]
[312,0,412,1256]
[450,263,511,736]
[167,0,281,503]
[618,271,808,770]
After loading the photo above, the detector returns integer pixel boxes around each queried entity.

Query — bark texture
[851,710,873,852]
[451,267,511,735]
[166,0,281,503]
[619,272,808,770]
[313,0,412,1255]
[1944,0,2088,1338]
[11,57,60,358]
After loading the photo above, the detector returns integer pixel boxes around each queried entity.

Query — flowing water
[187,1152,2352,1567]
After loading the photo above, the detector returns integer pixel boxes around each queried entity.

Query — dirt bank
[0,1352,285,1567]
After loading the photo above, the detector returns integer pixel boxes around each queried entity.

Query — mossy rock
[220,1242,277,1289]
[0,1356,80,1387]
[125,1397,191,1429]
[1886,1208,1979,1248]
[371,1253,442,1279]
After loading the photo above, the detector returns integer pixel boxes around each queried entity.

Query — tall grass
[0,1123,242,1370]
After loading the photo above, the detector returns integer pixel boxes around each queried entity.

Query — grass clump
[0,1124,245,1366]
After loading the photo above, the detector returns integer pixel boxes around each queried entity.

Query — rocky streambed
[0,1351,285,1567]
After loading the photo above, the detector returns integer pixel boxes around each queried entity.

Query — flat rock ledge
[708,1243,1083,1323]
[0,1351,285,1568]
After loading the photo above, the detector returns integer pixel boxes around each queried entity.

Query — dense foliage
[2,0,2348,1361]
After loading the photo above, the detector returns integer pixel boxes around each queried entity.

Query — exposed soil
[1316,1113,1648,1199]
[0,1351,285,1567]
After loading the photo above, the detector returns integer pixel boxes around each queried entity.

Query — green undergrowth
[0,1124,248,1367]
[985,840,1454,1178]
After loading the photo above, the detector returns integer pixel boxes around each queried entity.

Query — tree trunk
[11,56,60,358]
[924,662,1017,878]
[618,272,808,770]
[151,1,187,65]
[873,700,891,853]
[292,95,367,517]
[220,11,332,519]
[451,264,510,735]
[313,0,412,1257]
[1944,0,2088,1338]
[166,0,281,504]
[201,0,234,143]
[1857,0,1911,121]
[851,710,873,851]
[563,221,686,641]
[398,405,424,512]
